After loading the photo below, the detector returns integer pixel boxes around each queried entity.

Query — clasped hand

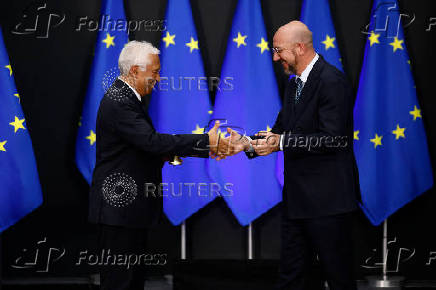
[208,122,280,160]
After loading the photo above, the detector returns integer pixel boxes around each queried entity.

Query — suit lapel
[293,56,325,125]
[282,76,296,131]
[114,78,155,130]
[140,97,155,128]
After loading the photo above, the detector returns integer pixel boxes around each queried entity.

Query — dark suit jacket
[248,55,360,219]
[89,79,209,228]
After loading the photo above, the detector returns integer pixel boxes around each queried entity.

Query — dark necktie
[295,77,303,104]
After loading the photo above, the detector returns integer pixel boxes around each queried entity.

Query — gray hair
[118,40,160,76]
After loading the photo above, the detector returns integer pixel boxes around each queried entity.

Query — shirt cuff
[244,136,255,153]
[280,134,284,151]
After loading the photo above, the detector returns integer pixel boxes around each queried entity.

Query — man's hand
[251,131,280,156]
[208,120,221,157]
[214,128,251,160]
[209,127,251,160]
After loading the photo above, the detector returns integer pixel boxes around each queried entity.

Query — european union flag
[75,0,129,183]
[276,0,345,187]
[0,27,42,232]
[148,0,214,225]
[354,0,433,225]
[208,0,282,226]
[300,0,343,71]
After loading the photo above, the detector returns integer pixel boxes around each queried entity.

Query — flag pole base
[365,275,404,288]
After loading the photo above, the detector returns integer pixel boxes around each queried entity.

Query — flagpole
[181,221,186,260]
[366,218,404,288]
[382,219,388,281]
[0,234,2,290]
[247,223,253,260]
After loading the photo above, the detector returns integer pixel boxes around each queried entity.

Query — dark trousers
[276,212,357,290]
[98,224,148,290]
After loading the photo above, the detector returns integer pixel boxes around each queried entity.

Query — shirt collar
[118,77,142,102]
[296,53,319,83]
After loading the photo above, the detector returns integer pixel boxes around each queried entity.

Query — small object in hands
[169,156,183,166]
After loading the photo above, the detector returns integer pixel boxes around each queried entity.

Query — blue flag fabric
[0,28,42,232]
[75,0,129,183]
[300,0,343,71]
[208,0,282,226]
[354,0,433,225]
[148,0,214,225]
[276,0,345,187]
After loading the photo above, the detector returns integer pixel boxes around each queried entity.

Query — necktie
[295,77,303,104]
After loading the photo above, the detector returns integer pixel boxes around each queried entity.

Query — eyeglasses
[271,47,288,54]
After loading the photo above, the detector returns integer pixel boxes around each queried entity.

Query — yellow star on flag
[5,64,12,76]
[233,32,247,48]
[321,35,335,50]
[14,93,20,101]
[266,125,272,132]
[389,37,404,52]
[9,116,26,133]
[208,110,213,115]
[392,124,405,140]
[102,33,115,48]
[186,37,199,53]
[0,140,6,152]
[162,31,176,48]
[354,130,360,140]
[256,37,269,54]
[86,130,96,146]
[368,31,380,47]
[409,105,422,121]
[192,124,204,134]
[370,133,383,149]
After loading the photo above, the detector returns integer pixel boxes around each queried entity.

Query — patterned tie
[295,77,303,104]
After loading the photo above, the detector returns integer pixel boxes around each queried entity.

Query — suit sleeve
[245,109,285,159]
[282,78,351,154]
[111,101,209,157]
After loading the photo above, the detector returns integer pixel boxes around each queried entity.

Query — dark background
[1,0,436,281]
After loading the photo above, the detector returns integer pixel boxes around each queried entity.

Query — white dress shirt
[279,53,319,151]
[118,77,142,102]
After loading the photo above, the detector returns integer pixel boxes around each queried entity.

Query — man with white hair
[88,40,220,290]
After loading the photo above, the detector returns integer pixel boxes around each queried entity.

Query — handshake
[207,120,281,160]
